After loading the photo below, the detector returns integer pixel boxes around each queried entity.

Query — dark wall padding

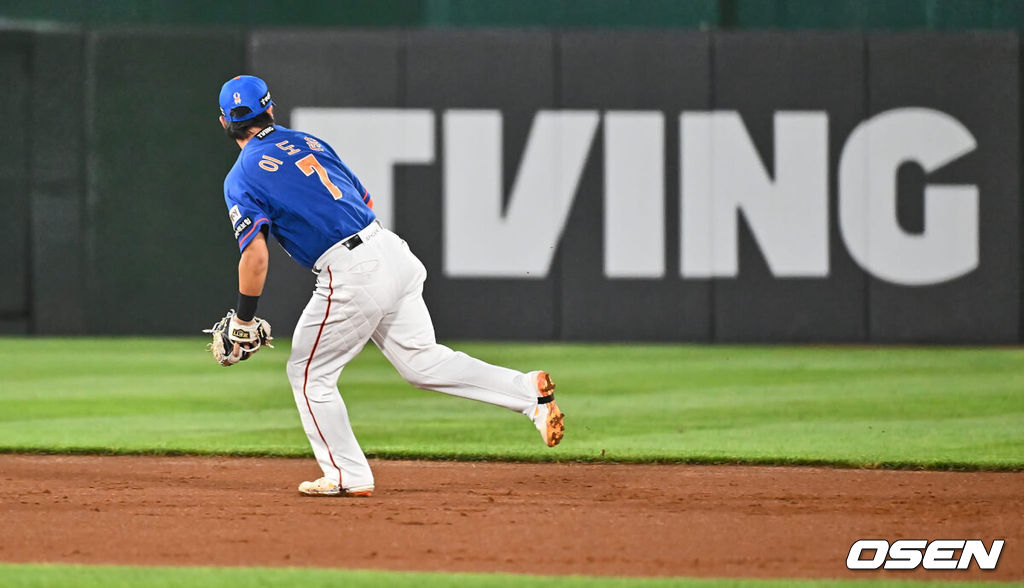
[710,32,869,342]
[558,31,713,341]
[30,31,88,334]
[866,33,1020,343]
[401,30,560,340]
[86,29,244,334]
[0,33,31,333]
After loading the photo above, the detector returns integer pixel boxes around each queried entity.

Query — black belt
[340,219,381,251]
[341,233,364,250]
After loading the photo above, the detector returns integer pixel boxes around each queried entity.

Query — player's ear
[267,105,275,118]
[219,115,228,129]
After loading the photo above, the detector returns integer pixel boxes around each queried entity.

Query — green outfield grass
[0,338,1022,469]
[0,564,1009,588]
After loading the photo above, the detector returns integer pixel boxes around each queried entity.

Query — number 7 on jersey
[296,154,343,200]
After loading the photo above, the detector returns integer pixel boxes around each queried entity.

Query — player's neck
[235,124,272,150]
[235,134,254,150]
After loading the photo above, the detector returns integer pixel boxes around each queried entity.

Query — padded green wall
[0,0,423,27]
[721,0,1024,29]
[419,0,718,28]
[1,0,1023,29]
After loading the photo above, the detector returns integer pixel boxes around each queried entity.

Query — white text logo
[294,107,979,285]
[846,539,1004,570]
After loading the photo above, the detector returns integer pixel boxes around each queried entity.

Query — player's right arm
[239,232,268,298]
[223,171,273,332]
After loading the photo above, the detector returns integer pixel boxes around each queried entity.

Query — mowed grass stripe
[0,564,1007,588]
[0,338,1021,470]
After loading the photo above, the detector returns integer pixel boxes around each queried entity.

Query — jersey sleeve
[224,175,272,252]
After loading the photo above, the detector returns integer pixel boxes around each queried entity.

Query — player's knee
[303,384,337,403]
[395,346,448,388]
[398,366,432,388]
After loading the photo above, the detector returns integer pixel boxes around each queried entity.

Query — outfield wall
[0,28,1019,343]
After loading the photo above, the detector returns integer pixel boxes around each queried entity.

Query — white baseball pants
[286,223,539,490]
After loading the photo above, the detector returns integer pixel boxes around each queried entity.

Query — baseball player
[212,75,565,497]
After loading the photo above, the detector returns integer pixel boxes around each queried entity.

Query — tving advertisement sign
[294,107,978,287]
[251,30,1019,342]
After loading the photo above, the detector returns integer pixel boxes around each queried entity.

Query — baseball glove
[203,309,274,366]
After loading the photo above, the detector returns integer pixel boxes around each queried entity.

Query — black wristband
[236,293,260,322]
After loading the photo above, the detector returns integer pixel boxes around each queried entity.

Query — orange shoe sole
[545,402,565,447]
[537,372,564,447]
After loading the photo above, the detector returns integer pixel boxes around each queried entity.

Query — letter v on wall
[442,110,599,278]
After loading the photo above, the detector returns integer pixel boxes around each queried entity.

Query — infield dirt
[0,454,1020,581]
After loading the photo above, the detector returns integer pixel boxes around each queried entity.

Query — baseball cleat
[530,371,565,447]
[298,477,340,496]
[344,485,375,497]
[298,477,374,497]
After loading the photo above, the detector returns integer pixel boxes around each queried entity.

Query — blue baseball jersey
[223,125,376,268]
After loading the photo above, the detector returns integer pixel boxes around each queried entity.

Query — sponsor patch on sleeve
[228,204,242,225]
[233,216,253,239]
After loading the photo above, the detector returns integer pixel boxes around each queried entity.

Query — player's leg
[373,282,535,411]
[370,231,564,445]
[287,266,384,494]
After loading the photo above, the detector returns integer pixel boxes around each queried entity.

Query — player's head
[218,75,276,141]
